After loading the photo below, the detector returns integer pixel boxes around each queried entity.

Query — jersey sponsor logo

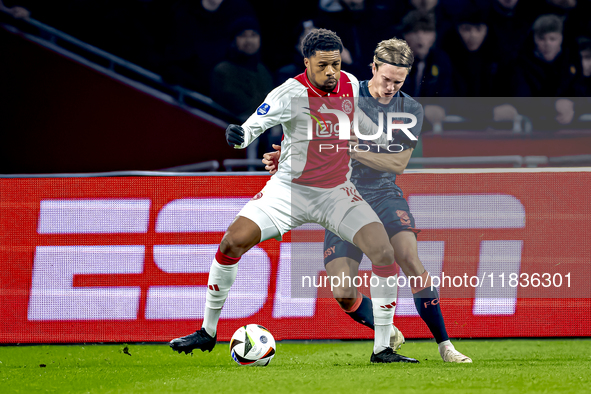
[311,120,338,138]
[257,103,270,115]
[303,105,335,138]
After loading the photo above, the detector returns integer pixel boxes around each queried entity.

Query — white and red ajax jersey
[239,70,376,189]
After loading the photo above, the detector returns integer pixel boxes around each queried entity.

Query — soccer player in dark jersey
[264,38,472,363]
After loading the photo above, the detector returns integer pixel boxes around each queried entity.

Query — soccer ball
[229,324,276,366]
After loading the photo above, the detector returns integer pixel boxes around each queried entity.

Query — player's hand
[225,124,244,147]
[262,144,281,175]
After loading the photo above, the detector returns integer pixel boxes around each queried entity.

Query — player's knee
[367,244,394,266]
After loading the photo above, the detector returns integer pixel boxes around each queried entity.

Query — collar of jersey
[303,70,341,97]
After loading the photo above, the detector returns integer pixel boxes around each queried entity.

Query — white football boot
[439,340,472,363]
[390,325,405,351]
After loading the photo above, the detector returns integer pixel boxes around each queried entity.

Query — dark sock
[346,293,375,330]
[413,286,449,343]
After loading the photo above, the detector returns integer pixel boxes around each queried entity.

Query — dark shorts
[323,197,420,266]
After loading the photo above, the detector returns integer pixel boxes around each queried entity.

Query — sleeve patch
[256,103,271,115]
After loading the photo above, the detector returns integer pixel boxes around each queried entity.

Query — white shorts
[238,176,381,244]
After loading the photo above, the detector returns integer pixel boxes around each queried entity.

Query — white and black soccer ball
[229,324,276,366]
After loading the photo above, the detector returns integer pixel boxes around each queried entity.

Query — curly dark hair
[301,28,343,58]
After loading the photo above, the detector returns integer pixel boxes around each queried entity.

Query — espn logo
[28,194,526,322]
[28,198,275,321]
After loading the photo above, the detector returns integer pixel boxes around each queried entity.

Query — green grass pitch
[1,339,590,393]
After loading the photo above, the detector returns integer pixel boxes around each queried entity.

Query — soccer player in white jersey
[263,38,472,363]
[170,29,418,363]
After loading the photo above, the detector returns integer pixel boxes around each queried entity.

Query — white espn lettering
[473,240,524,316]
[151,198,272,319]
[30,198,274,321]
[273,243,321,318]
[408,195,525,316]
[155,198,251,233]
[146,244,270,320]
[408,194,526,229]
[393,242,445,317]
[28,245,144,320]
[292,195,525,317]
[37,199,151,234]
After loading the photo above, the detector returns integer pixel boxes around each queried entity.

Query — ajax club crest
[341,99,353,114]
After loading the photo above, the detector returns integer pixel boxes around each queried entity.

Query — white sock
[374,325,391,354]
[202,308,221,337]
[202,258,238,337]
[370,271,398,353]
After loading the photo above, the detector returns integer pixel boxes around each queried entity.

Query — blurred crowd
[2,0,591,130]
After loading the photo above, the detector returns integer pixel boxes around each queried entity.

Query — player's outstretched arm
[234,80,296,149]
[350,143,413,175]
[262,144,281,175]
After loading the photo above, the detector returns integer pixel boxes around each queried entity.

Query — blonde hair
[373,38,414,72]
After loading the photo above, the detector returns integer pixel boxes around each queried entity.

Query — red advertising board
[1,171,590,343]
